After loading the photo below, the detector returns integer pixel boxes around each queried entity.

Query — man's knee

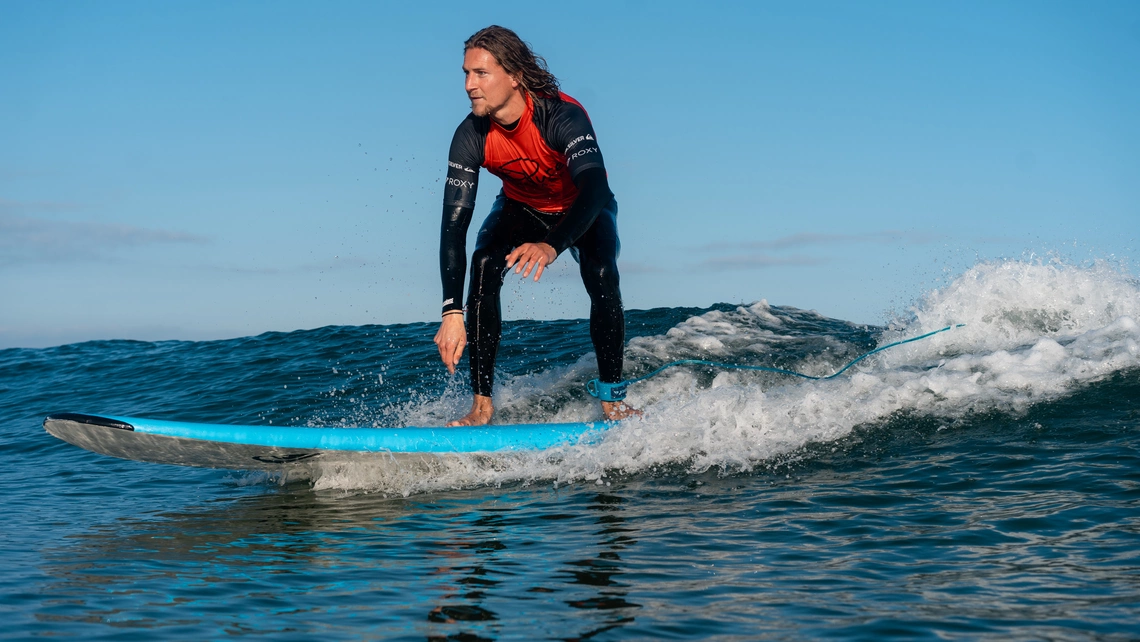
[471,246,506,281]
[581,257,620,297]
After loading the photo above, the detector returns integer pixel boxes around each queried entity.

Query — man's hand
[434,314,466,374]
[505,242,557,281]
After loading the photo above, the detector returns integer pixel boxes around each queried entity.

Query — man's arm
[436,203,475,374]
[505,167,612,280]
[439,204,473,314]
[439,118,483,312]
[436,116,485,372]
[535,97,613,256]
[543,167,612,255]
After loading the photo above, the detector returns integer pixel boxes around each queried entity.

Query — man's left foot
[600,400,642,421]
[446,394,494,427]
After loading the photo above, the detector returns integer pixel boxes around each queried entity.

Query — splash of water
[309,258,1140,495]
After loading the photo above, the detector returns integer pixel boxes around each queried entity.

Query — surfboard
[43,413,610,471]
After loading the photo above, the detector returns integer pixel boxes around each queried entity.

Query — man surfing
[434,25,638,426]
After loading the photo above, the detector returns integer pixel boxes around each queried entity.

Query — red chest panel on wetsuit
[483,93,585,213]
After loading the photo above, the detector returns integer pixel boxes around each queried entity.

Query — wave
[309,258,1140,494]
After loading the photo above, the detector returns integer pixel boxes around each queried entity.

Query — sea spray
[310,258,1140,494]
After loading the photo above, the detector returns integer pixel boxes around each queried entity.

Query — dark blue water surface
[3,262,1140,640]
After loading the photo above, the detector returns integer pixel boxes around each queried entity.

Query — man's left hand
[505,242,557,281]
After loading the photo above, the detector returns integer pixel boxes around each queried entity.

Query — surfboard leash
[586,324,966,402]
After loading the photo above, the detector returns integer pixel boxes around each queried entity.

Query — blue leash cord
[586,324,966,402]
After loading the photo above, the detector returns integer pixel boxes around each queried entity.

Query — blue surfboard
[43,413,610,470]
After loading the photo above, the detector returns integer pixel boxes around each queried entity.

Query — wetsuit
[440,92,624,397]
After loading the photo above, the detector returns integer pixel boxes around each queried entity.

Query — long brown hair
[464,26,560,99]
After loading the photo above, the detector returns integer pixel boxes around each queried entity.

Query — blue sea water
[2,258,1139,640]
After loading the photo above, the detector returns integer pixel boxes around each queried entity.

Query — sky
[1,0,1137,348]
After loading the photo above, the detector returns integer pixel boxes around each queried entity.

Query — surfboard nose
[44,413,135,433]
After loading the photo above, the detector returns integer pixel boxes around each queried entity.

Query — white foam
[309,258,1140,495]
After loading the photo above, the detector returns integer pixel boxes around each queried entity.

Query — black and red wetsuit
[439,92,624,397]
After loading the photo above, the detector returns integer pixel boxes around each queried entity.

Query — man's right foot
[601,400,642,421]
[446,395,494,427]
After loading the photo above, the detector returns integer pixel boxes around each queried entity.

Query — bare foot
[600,400,642,421]
[446,394,494,426]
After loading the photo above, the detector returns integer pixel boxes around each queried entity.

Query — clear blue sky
[2,0,1137,348]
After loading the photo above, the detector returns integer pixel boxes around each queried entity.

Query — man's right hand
[434,313,467,374]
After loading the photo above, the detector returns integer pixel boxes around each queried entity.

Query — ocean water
[2,258,1139,640]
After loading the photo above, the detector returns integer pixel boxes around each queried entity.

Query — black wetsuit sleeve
[440,204,474,313]
[542,166,613,256]
[440,116,486,313]
[543,99,606,179]
[443,115,484,208]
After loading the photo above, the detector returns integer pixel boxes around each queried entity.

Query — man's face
[463,47,519,119]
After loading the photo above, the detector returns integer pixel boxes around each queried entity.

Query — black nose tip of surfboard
[44,413,135,431]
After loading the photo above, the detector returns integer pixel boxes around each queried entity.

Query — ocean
[2,258,1139,640]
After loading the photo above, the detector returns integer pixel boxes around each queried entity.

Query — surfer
[434,25,638,426]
